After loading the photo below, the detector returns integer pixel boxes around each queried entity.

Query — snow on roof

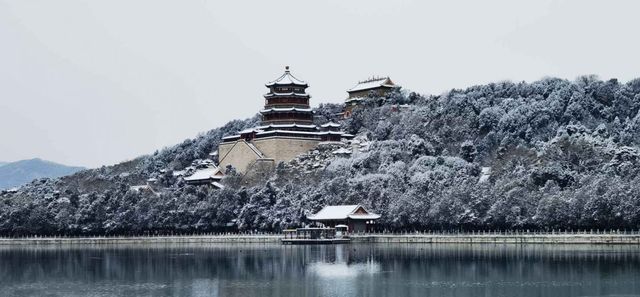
[345,98,364,104]
[347,77,396,93]
[307,205,380,221]
[199,159,214,165]
[239,128,263,134]
[260,107,313,113]
[332,148,352,155]
[266,66,308,87]
[225,128,351,141]
[264,92,310,98]
[247,130,353,139]
[316,131,346,135]
[256,130,321,136]
[212,181,225,189]
[308,205,359,220]
[256,124,318,130]
[348,214,381,220]
[320,122,341,128]
[184,167,223,182]
[256,130,342,136]
[222,135,240,140]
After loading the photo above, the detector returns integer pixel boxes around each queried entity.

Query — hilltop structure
[344,77,399,117]
[184,166,224,188]
[218,67,352,173]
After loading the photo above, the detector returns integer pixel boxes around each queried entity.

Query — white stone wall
[217,137,320,173]
[252,137,320,165]
[218,140,261,173]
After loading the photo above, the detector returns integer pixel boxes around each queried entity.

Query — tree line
[1,76,640,235]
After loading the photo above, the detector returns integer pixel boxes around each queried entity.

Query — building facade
[218,67,352,173]
[183,166,224,188]
[344,77,399,117]
[307,205,381,233]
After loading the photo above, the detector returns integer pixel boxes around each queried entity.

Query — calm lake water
[0,243,639,297]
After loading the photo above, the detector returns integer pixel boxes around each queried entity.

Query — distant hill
[0,158,84,189]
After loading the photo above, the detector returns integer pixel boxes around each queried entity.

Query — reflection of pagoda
[218,67,352,173]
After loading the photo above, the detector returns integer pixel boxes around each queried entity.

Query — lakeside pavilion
[307,205,380,233]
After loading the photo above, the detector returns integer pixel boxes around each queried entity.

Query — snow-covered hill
[3,76,640,235]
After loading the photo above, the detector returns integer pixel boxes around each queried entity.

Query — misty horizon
[2,0,639,168]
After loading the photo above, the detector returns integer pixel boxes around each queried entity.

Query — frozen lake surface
[1,243,639,297]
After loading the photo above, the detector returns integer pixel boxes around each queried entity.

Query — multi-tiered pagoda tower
[261,66,314,126]
[218,67,351,173]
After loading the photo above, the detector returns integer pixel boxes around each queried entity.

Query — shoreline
[1,233,639,245]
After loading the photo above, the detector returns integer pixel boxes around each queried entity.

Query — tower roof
[263,92,310,98]
[260,107,313,114]
[266,66,308,87]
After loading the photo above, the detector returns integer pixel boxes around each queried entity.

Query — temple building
[307,205,380,233]
[184,166,224,188]
[344,76,399,117]
[218,67,352,173]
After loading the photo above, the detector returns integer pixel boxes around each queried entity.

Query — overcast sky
[1,0,639,168]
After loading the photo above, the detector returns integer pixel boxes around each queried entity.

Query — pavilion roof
[212,181,225,189]
[184,166,223,182]
[347,77,396,93]
[307,205,381,221]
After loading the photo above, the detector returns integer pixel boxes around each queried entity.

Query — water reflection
[0,243,638,297]
[307,244,381,279]
[307,261,381,279]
